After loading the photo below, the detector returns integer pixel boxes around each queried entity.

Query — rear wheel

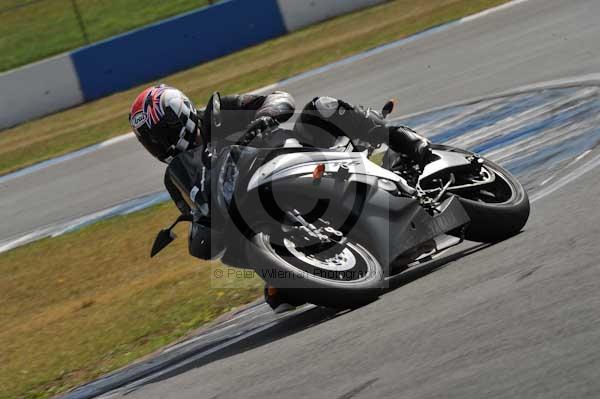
[452,158,529,242]
[423,145,530,242]
[249,233,384,308]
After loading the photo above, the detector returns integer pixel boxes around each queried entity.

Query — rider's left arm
[219,92,296,132]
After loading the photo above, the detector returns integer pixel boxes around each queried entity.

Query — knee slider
[314,97,339,118]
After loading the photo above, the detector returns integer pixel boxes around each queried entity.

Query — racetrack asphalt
[62,79,600,399]
[105,169,600,399]
[2,0,600,244]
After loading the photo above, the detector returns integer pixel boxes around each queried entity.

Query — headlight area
[217,152,240,208]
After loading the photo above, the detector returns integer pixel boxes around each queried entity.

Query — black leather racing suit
[294,97,430,163]
[163,92,430,260]
[163,91,296,259]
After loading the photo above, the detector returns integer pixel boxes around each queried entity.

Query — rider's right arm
[164,169,193,217]
[165,163,213,260]
[164,147,211,216]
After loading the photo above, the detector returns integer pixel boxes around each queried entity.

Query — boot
[264,285,296,314]
[337,100,432,169]
[387,125,432,170]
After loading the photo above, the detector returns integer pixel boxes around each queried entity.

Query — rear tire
[453,158,530,243]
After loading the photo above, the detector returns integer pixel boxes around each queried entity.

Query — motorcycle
[151,93,530,308]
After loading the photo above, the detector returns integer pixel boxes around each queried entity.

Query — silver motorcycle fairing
[420,149,473,181]
[247,148,473,195]
[221,146,471,269]
[247,151,413,192]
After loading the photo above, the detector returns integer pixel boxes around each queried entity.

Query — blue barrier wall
[71,0,286,101]
[0,0,387,128]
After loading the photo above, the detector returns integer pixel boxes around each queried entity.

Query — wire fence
[0,0,215,72]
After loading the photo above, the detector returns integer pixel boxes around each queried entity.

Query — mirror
[382,99,396,118]
[149,214,192,258]
[211,92,222,128]
[150,229,176,258]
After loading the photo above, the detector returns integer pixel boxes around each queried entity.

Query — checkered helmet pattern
[129,84,201,162]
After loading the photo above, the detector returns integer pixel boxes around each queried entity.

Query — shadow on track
[386,242,492,291]
[125,242,491,394]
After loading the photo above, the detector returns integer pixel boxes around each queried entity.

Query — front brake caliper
[284,210,346,249]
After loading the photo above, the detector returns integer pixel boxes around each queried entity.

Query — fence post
[71,0,90,44]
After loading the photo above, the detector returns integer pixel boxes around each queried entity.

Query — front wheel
[249,233,384,308]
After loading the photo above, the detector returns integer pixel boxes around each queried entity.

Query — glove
[247,116,278,135]
[241,116,278,145]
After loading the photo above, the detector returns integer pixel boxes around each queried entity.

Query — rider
[129,84,431,311]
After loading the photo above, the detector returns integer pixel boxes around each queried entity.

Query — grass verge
[0,202,263,399]
[0,0,509,176]
[0,0,209,72]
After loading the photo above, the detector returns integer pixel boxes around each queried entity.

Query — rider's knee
[294,97,347,147]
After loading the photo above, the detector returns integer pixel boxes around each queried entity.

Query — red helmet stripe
[130,87,152,118]
[145,86,168,126]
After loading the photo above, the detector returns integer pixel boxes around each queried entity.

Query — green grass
[0,0,509,176]
[0,0,210,72]
[0,201,263,399]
